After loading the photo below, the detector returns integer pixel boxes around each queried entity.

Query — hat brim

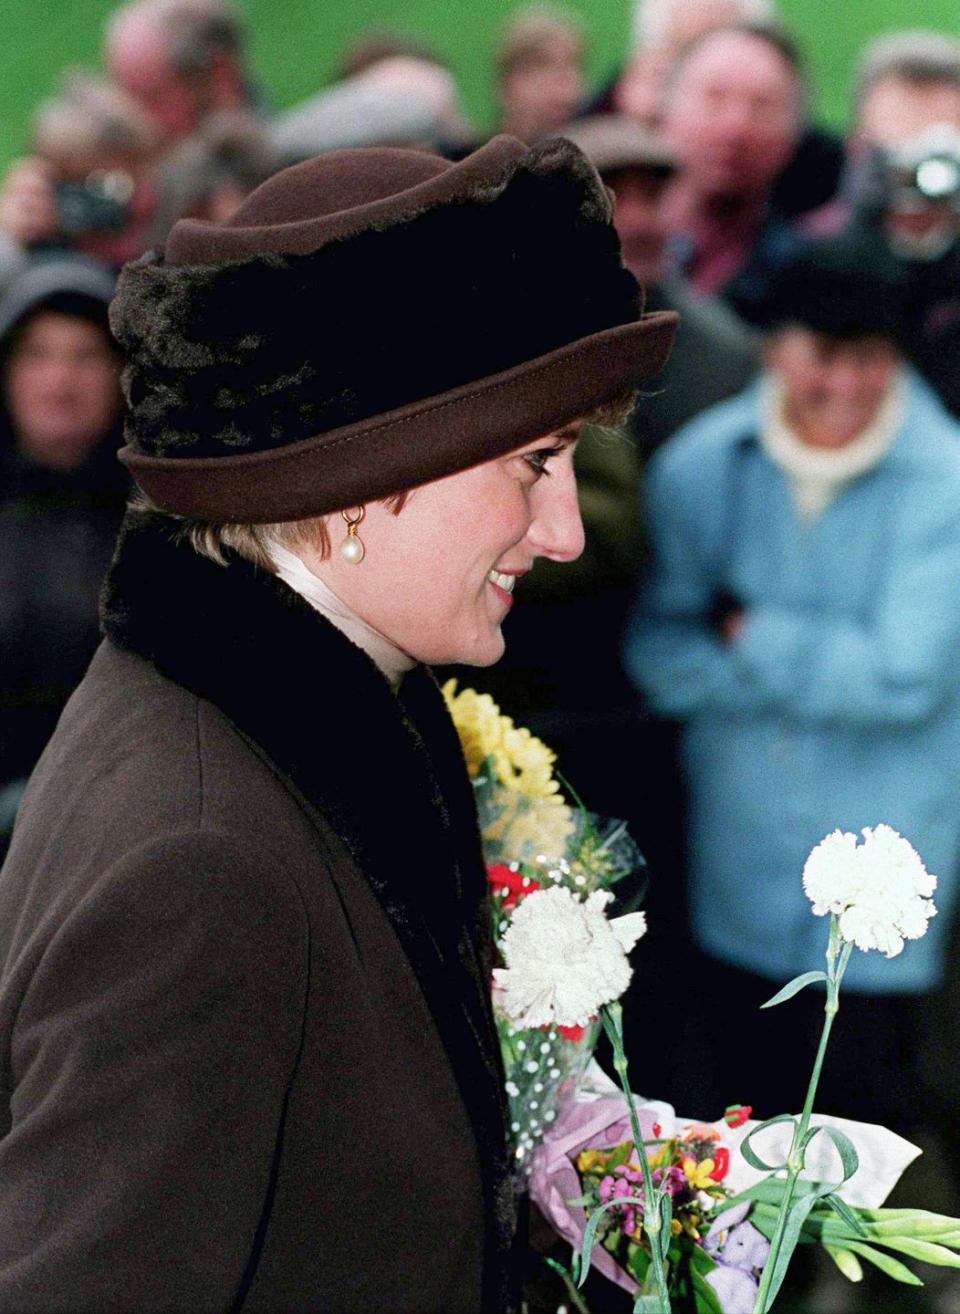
[120,310,678,523]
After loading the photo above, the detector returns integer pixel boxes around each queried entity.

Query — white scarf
[267,540,416,693]
[759,372,906,519]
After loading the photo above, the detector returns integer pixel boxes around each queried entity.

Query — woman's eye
[523,448,555,477]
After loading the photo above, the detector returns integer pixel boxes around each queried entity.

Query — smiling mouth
[488,570,517,593]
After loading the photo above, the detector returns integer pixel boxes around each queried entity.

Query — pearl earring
[339,506,366,563]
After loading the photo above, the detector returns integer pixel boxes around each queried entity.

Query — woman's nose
[528,466,585,563]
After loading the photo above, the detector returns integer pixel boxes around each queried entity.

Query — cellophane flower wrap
[529,1088,767,1311]
[443,681,647,1177]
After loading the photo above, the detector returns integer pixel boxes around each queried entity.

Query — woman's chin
[450,627,506,669]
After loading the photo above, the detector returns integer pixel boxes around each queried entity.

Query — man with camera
[0,74,159,289]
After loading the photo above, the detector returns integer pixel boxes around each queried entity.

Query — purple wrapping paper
[528,1095,660,1294]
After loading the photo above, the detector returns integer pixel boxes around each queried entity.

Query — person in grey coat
[0,136,676,1311]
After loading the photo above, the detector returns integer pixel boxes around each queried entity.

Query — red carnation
[487,863,540,909]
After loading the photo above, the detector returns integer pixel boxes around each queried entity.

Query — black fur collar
[101,510,514,1305]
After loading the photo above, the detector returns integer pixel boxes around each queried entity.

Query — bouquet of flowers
[529,1089,768,1311]
[442,680,646,1174]
[443,682,960,1312]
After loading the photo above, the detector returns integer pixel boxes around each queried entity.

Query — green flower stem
[752,918,854,1314]
[600,1001,672,1314]
[545,1257,593,1314]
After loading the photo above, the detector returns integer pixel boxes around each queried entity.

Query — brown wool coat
[0,513,515,1313]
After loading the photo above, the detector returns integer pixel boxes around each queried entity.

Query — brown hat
[558,115,675,178]
[111,134,677,523]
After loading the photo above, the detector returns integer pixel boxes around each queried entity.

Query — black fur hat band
[110,135,678,523]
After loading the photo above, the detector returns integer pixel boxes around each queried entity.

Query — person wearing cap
[0,138,676,1310]
[626,239,960,1138]
[559,114,757,461]
[0,255,125,859]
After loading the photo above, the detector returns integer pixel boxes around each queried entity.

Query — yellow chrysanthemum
[482,791,575,866]
[441,681,508,779]
[443,681,566,799]
[498,722,561,799]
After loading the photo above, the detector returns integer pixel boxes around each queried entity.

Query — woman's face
[766,327,900,449]
[305,427,585,666]
[5,310,121,470]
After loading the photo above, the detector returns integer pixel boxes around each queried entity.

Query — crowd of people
[3,0,960,1308]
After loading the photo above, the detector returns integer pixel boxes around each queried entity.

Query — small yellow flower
[682,1156,718,1191]
[576,1149,610,1174]
[646,1144,670,1170]
[671,1218,683,1236]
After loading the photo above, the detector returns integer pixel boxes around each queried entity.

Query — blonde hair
[133,389,636,569]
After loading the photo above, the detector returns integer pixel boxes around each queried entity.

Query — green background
[2,0,959,173]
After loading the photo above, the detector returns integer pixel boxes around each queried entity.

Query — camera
[55,170,134,236]
[882,124,960,262]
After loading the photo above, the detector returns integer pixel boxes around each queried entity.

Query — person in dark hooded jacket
[0,256,126,852]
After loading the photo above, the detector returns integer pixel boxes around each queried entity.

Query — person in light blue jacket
[626,239,960,1132]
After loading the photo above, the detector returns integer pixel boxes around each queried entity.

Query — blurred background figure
[0,257,127,859]
[273,49,472,161]
[561,114,757,461]
[105,0,256,143]
[613,0,775,125]
[856,28,960,150]
[808,29,960,231]
[494,4,587,142]
[0,74,159,288]
[626,241,960,1167]
[660,21,811,319]
[799,32,960,421]
[145,109,276,243]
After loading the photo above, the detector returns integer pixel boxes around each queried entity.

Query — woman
[0,256,125,853]
[0,137,676,1312]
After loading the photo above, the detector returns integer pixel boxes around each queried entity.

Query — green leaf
[739,1115,797,1172]
[824,1245,863,1282]
[844,1241,924,1285]
[760,971,829,1008]
[798,1124,860,1184]
[626,1241,650,1283]
[578,1200,633,1288]
[823,1192,869,1238]
[758,1185,839,1312]
[658,1193,674,1261]
[632,1297,668,1314]
[689,1244,718,1276]
[876,1236,960,1268]
[724,1177,818,1213]
[605,1141,635,1171]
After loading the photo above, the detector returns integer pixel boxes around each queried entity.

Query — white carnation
[802,825,937,958]
[492,885,646,1029]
